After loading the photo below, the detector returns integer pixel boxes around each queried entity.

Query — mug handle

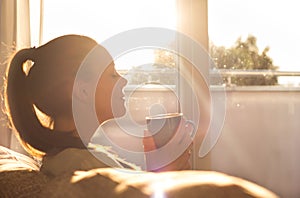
[179,119,196,144]
[185,120,196,139]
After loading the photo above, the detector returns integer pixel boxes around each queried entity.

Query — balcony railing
[210,69,300,77]
[210,69,300,88]
[119,68,300,91]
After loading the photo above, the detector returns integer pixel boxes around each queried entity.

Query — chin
[111,99,127,118]
[112,106,126,118]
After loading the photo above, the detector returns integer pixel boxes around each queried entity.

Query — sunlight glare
[39,0,176,71]
[42,0,177,44]
[208,0,300,72]
[114,49,155,71]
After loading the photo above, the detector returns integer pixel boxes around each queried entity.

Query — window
[32,0,179,85]
[40,0,180,113]
[208,1,300,197]
[208,0,300,86]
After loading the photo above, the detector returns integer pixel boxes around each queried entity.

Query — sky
[31,0,300,73]
[208,0,300,72]
[34,0,176,71]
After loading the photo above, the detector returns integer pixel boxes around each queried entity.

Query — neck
[53,116,76,132]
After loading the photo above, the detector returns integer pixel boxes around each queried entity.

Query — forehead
[77,45,114,75]
[102,61,116,74]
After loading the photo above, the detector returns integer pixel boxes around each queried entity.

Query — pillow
[0,146,46,198]
[0,170,48,198]
[0,146,40,172]
[40,168,279,198]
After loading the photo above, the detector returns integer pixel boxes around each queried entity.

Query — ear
[73,81,91,103]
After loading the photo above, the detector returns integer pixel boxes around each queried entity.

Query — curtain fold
[0,0,31,149]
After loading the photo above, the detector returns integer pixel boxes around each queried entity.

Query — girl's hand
[143,119,194,172]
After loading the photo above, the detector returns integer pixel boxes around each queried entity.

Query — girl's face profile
[95,62,127,123]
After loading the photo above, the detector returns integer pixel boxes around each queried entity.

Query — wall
[204,87,300,198]
[126,86,300,197]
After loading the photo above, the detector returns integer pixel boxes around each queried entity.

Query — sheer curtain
[0,0,31,149]
[176,0,210,170]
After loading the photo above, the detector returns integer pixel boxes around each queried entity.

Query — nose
[119,75,128,87]
[116,76,127,98]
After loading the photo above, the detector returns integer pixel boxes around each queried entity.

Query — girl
[4,34,191,173]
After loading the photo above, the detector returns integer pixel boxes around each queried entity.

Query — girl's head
[4,35,127,157]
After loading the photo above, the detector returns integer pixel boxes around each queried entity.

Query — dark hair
[4,35,98,157]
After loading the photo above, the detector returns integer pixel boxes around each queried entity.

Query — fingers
[170,119,193,150]
[151,144,193,172]
[143,129,157,152]
[143,122,194,172]
[148,144,193,172]
[176,144,193,170]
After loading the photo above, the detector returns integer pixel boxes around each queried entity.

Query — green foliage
[210,35,279,86]
[154,49,178,68]
[126,63,178,85]
[126,49,178,85]
[127,36,278,86]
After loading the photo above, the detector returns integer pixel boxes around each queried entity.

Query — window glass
[208,0,300,86]
[42,0,176,42]
[40,0,180,117]
[207,2,300,197]
[41,0,176,71]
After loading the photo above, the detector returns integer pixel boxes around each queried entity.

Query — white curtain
[0,0,31,148]
[176,0,210,170]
